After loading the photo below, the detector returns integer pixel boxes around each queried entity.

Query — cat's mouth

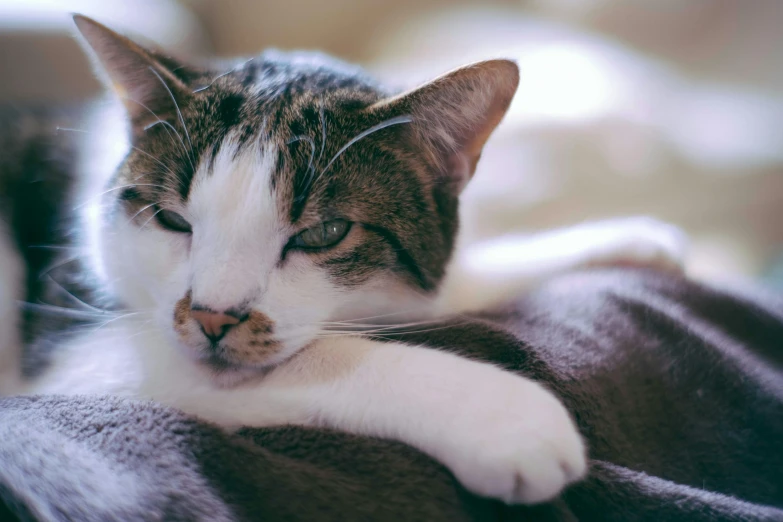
[203,352,245,372]
[195,351,273,388]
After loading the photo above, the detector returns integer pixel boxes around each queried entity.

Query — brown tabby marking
[173,292,192,334]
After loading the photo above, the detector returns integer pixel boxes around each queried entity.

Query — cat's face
[75,16,518,381]
[104,76,449,372]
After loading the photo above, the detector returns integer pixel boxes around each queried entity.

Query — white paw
[582,217,689,274]
[443,378,587,504]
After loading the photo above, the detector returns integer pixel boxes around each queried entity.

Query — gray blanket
[2,269,782,521]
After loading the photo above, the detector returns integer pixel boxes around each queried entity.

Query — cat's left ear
[73,14,195,135]
[372,60,519,193]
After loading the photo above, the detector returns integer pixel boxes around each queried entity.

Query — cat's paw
[582,217,688,274]
[444,378,587,504]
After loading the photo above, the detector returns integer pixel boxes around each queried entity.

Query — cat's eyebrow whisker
[317,101,327,164]
[129,145,179,178]
[192,57,255,94]
[146,117,195,176]
[73,183,168,210]
[126,201,163,227]
[148,66,196,169]
[287,135,316,176]
[134,155,189,197]
[122,95,193,171]
[319,115,413,176]
[138,207,165,231]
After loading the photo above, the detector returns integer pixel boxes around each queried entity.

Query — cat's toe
[504,421,587,503]
[624,217,689,273]
[587,217,689,274]
[447,380,587,504]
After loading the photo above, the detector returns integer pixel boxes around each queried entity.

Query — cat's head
[74,15,517,381]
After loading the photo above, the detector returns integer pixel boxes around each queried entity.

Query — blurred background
[1,0,782,287]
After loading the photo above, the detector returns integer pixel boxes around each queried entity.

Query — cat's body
[0,16,686,505]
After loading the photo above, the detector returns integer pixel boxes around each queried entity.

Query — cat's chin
[174,342,274,388]
[197,356,273,389]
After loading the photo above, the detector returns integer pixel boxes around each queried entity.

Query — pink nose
[191,310,240,341]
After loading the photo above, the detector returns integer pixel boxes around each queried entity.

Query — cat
[0,15,687,505]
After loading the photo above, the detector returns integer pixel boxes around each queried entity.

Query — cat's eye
[155,208,192,234]
[291,220,351,250]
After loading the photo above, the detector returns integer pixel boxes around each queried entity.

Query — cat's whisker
[138,207,165,230]
[27,245,81,251]
[18,302,114,320]
[44,274,107,314]
[319,318,444,330]
[126,201,164,227]
[37,256,81,282]
[317,308,430,324]
[125,328,160,341]
[148,66,196,170]
[319,115,413,176]
[298,324,457,341]
[319,319,469,337]
[89,310,157,333]
[123,95,193,168]
[73,183,168,210]
[322,323,468,340]
[146,118,193,171]
[287,135,316,177]
[123,321,162,341]
[129,145,179,179]
[279,318,442,338]
[317,101,327,164]
[55,126,89,134]
[18,302,153,329]
[192,58,255,94]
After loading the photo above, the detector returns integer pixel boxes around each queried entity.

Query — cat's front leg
[202,337,587,504]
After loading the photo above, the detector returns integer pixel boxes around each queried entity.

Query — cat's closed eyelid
[155,207,193,233]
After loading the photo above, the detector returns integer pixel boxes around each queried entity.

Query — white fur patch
[188,138,283,310]
[184,136,340,363]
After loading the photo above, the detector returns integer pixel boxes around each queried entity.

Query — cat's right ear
[73,15,193,133]
[370,60,519,194]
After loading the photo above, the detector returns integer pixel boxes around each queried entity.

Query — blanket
[1,269,782,521]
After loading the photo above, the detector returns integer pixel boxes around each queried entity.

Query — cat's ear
[73,15,193,133]
[372,60,519,193]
